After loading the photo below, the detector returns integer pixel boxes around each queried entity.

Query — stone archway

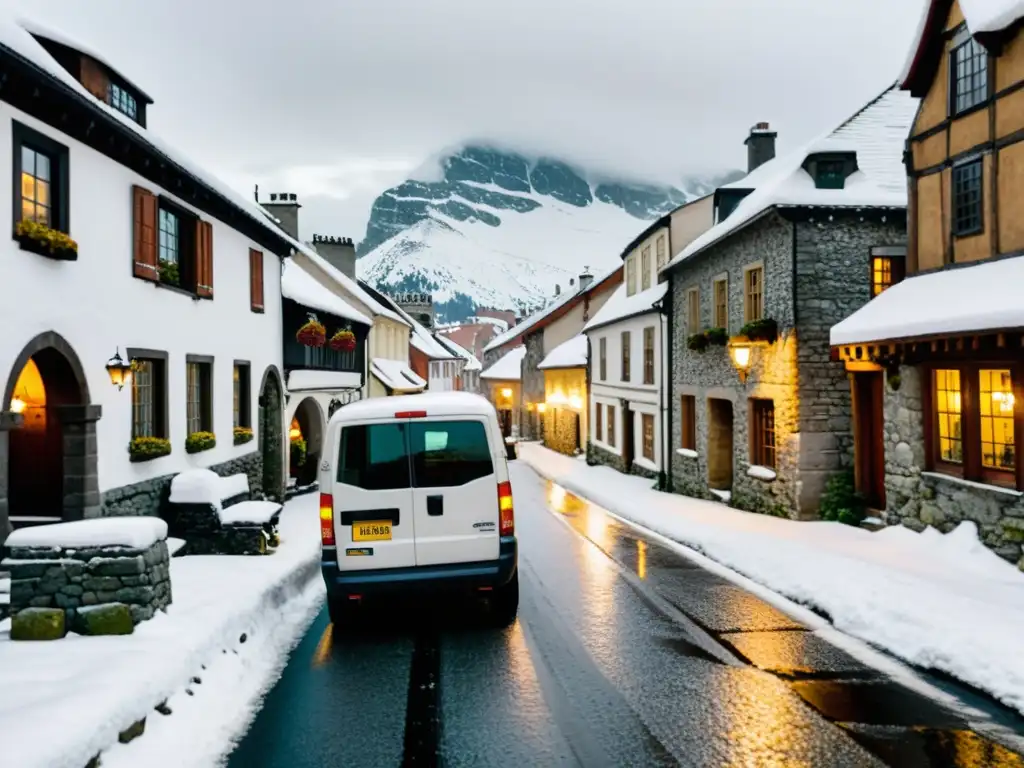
[1,332,101,542]
[258,366,285,503]
[290,397,325,488]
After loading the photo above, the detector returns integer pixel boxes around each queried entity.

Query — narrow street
[226,462,1024,767]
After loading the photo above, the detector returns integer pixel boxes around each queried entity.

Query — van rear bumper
[321,536,517,598]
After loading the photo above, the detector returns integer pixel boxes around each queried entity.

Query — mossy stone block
[11,607,66,641]
[78,603,134,636]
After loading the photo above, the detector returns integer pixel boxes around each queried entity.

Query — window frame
[656,234,667,272]
[641,245,652,291]
[750,398,777,469]
[743,262,764,324]
[686,286,700,334]
[643,326,655,386]
[952,157,984,238]
[185,354,214,435]
[712,274,728,330]
[606,404,616,447]
[870,246,906,297]
[626,255,637,296]
[233,360,252,429]
[107,81,139,120]
[127,348,168,440]
[595,400,604,442]
[599,337,607,381]
[157,196,199,291]
[923,362,1023,489]
[642,413,655,462]
[12,120,70,234]
[620,330,631,382]
[949,31,990,117]
[680,395,696,451]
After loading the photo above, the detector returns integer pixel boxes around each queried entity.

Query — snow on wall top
[584,282,667,333]
[371,358,426,391]
[5,518,168,550]
[664,86,917,274]
[481,345,527,381]
[281,260,372,326]
[538,334,588,370]
[831,253,1024,345]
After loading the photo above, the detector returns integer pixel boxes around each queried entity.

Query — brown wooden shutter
[249,249,265,312]
[195,220,214,298]
[132,185,158,280]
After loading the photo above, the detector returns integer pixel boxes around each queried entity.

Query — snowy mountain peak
[357,144,741,322]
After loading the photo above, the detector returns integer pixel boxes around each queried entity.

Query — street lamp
[105,349,133,391]
[729,341,752,383]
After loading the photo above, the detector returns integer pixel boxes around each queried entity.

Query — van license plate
[352,521,392,542]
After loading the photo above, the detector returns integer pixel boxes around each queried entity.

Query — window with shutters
[250,249,265,312]
[185,357,213,435]
[13,121,69,234]
[133,185,213,298]
[234,361,251,429]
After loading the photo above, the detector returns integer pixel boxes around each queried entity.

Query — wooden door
[853,372,886,510]
[623,406,635,468]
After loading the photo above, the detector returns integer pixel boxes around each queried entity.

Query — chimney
[312,235,357,279]
[744,122,777,173]
[578,267,594,292]
[261,192,301,241]
[554,284,561,296]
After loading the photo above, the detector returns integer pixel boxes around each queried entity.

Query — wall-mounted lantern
[537,403,547,414]
[9,397,25,414]
[105,349,133,391]
[728,341,752,384]
[500,387,513,398]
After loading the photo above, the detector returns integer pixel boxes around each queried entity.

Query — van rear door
[333,420,416,571]
[409,418,501,566]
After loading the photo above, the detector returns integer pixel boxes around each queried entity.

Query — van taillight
[320,493,335,546]
[497,481,514,536]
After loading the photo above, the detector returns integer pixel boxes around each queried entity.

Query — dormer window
[107,82,138,120]
[951,30,989,115]
[803,152,858,190]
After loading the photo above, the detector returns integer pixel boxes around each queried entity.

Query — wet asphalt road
[227,461,1024,768]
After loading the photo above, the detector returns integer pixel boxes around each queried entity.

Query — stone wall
[6,537,172,628]
[521,331,546,440]
[100,451,262,518]
[587,441,626,473]
[793,214,906,514]
[882,365,1024,568]
[668,212,800,517]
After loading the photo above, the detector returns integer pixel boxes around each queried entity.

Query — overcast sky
[9,0,925,241]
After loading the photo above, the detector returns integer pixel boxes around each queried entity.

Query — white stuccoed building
[0,16,300,542]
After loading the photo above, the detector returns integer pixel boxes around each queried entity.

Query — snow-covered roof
[483,264,621,352]
[584,282,668,333]
[4,518,167,550]
[294,252,406,325]
[383,300,456,360]
[435,334,482,371]
[480,345,527,381]
[664,86,918,274]
[281,260,372,326]
[831,255,1024,346]
[371,358,426,393]
[336,391,496,423]
[902,0,1024,87]
[538,334,588,370]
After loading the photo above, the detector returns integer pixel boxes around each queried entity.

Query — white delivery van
[318,391,519,627]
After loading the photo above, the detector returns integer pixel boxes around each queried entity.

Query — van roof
[334,391,497,422]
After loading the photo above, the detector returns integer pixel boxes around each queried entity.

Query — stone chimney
[578,267,594,292]
[312,235,357,280]
[744,122,777,173]
[261,192,301,240]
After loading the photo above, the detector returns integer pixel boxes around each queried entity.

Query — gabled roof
[480,345,526,381]
[663,85,918,274]
[584,282,667,333]
[281,259,372,326]
[483,264,622,353]
[902,0,1024,95]
[616,192,714,261]
[435,334,482,371]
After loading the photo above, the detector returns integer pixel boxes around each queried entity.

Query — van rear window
[337,423,410,490]
[409,421,493,488]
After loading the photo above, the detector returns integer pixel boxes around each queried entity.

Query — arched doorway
[290,397,324,489]
[2,333,99,533]
[258,367,284,503]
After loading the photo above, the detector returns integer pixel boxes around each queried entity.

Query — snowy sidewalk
[0,494,322,768]
[518,443,1024,715]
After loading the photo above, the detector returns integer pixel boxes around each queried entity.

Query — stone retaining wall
[5,538,172,627]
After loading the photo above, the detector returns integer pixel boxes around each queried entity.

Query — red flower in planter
[329,329,356,352]
[296,315,326,348]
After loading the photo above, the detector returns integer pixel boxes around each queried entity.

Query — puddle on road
[841,723,1024,768]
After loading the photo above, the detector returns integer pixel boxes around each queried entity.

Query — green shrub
[687,333,709,352]
[704,327,728,346]
[233,426,254,445]
[128,436,171,462]
[290,436,307,467]
[738,318,779,343]
[185,431,216,454]
[820,470,866,527]
[158,259,179,286]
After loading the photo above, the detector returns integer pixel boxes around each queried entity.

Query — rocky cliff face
[357,145,740,322]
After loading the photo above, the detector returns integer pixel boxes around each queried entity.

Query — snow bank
[0,495,322,768]
[518,442,1024,714]
[168,469,224,508]
[219,501,281,526]
[5,518,167,550]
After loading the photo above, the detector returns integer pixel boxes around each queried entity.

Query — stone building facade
[669,210,906,519]
[521,331,546,441]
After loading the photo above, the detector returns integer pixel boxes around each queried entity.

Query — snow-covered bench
[165,469,281,556]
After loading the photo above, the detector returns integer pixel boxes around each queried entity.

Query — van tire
[489,571,519,627]
[328,596,357,629]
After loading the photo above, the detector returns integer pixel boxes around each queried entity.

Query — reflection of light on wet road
[547,482,567,513]
[311,623,333,667]
[637,540,647,581]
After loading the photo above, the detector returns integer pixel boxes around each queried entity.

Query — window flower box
[687,333,709,352]
[128,436,171,463]
[329,328,356,353]
[704,327,729,347]
[296,316,326,348]
[185,431,216,454]
[15,220,78,261]
[233,426,254,446]
[158,258,180,286]
[735,318,779,345]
